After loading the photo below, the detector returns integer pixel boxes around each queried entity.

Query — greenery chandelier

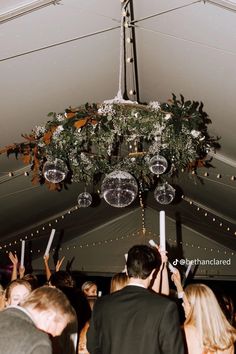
[2,94,219,207]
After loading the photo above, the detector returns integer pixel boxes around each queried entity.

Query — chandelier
[0,0,220,208]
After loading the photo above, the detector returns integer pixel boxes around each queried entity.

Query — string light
[3,167,235,187]
[184,197,235,237]
[0,199,234,261]
[129,89,136,95]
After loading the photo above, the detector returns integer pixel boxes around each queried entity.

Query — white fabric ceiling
[0,0,235,280]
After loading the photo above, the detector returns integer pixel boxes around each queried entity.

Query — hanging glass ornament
[101,170,138,208]
[154,183,175,205]
[149,155,168,175]
[43,158,67,183]
[77,192,92,208]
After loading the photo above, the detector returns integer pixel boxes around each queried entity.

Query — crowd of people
[0,245,235,354]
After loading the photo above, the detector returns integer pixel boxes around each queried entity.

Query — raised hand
[43,254,50,264]
[9,252,18,266]
[56,256,65,272]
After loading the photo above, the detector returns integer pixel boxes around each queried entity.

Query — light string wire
[130,0,201,24]
[0,25,120,63]
[0,198,235,255]
[182,196,236,228]
[132,23,236,57]
[0,0,207,63]
[1,220,234,260]
[1,168,235,194]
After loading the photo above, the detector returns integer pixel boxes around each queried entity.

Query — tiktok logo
[173,259,179,266]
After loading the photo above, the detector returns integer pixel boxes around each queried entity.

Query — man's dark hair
[127,245,161,279]
[49,271,76,288]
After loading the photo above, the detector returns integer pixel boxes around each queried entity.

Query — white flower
[56,114,65,122]
[98,103,115,116]
[191,130,201,138]
[148,101,161,111]
[52,125,64,139]
[164,113,171,120]
[154,136,161,142]
[34,125,46,137]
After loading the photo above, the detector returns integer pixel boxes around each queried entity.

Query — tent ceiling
[0,0,235,279]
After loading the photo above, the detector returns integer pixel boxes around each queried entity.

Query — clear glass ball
[149,155,168,175]
[43,159,67,183]
[154,183,175,204]
[101,170,138,208]
[77,192,92,208]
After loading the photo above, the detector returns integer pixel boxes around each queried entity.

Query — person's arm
[171,269,185,299]
[160,259,169,296]
[55,256,65,272]
[19,265,25,279]
[8,252,18,280]
[151,247,169,295]
[43,254,52,281]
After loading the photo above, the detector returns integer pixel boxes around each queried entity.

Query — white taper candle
[44,229,56,256]
[20,240,25,267]
[185,261,193,279]
[159,210,166,252]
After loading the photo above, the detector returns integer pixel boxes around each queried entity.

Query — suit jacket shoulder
[0,307,51,354]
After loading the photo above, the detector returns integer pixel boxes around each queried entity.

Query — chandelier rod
[116,0,140,102]
[128,0,140,102]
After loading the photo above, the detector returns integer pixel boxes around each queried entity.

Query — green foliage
[3,95,220,189]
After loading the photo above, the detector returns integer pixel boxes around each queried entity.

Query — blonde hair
[0,284,4,295]
[184,283,236,352]
[21,286,75,321]
[5,279,32,302]
[110,272,128,293]
[81,281,97,293]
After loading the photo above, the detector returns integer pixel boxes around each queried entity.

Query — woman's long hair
[184,283,236,352]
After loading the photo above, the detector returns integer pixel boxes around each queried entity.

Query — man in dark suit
[0,286,75,354]
[87,244,185,354]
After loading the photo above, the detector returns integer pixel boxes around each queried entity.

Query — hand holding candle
[44,229,56,256]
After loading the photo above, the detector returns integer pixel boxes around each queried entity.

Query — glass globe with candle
[154,183,175,205]
[101,170,138,208]
[43,158,67,184]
